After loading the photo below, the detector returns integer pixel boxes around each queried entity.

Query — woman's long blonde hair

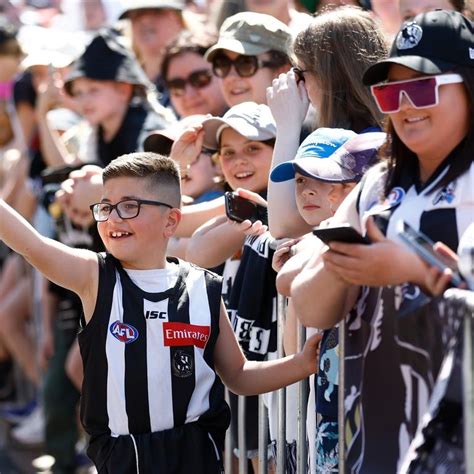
[292,6,388,132]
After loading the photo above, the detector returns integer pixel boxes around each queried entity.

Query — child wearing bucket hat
[292,9,474,473]
[58,29,174,168]
[205,12,292,107]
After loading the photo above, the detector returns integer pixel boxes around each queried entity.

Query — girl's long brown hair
[292,6,388,132]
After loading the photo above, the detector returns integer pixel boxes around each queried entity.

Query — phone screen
[225,192,268,225]
[312,225,370,245]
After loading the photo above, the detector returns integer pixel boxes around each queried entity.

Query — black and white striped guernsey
[78,253,230,442]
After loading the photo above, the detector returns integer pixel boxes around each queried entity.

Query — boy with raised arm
[0,151,319,473]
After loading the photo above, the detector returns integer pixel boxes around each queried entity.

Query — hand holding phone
[225,192,268,226]
[397,220,464,287]
[312,224,370,245]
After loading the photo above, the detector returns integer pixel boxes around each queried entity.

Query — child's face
[71,78,130,126]
[218,50,281,107]
[218,127,273,192]
[294,172,335,226]
[97,176,180,269]
[182,151,219,199]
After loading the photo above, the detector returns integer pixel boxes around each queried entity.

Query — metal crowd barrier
[444,289,474,474]
[224,293,309,474]
[224,285,474,474]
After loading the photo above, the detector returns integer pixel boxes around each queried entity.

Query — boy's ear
[115,82,133,100]
[163,208,182,238]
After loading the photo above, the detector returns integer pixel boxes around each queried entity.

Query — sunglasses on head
[211,53,277,79]
[370,73,464,114]
[166,69,213,96]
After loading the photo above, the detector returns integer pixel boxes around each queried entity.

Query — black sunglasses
[166,69,213,96]
[211,54,278,79]
[292,66,307,83]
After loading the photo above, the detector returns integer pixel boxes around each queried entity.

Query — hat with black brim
[64,29,152,96]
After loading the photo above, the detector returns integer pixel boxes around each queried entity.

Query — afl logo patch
[384,187,405,207]
[172,350,194,378]
[396,22,423,50]
[110,321,139,344]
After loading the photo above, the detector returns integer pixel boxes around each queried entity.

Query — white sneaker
[10,405,45,446]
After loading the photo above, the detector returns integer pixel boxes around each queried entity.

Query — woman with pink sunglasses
[291,9,473,473]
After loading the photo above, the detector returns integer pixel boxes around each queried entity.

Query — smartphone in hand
[312,224,370,245]
[397,220,464,287]
[224,192,268,225]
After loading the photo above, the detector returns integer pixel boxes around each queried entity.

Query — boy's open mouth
[110,231,131,238]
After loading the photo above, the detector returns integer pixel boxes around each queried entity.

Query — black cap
[363,10,474,85]
[64,29,152,95]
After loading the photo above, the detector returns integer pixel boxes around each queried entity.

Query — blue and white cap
[294,132,386,183]
[270,128,356,182]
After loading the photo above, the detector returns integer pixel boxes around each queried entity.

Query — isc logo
[110,321,139,344]
[145,310,167,320]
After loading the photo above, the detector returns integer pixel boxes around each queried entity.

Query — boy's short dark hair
[103,152,182,207]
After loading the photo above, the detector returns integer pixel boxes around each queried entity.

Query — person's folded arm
[175,196,225,238]
[185,215,245,268]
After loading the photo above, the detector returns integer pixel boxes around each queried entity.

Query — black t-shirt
[97,102,168,167]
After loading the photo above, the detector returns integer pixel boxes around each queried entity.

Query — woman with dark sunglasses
[291,9,473,473]
[204,12,292,108]
[161,31,227,119]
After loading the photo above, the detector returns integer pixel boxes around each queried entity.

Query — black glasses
[292,66,307,83]
[211,54,277,79]
[166,70,213,97]
[90,199,172,222]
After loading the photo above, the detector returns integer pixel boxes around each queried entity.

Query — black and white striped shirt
[78,254,229,440]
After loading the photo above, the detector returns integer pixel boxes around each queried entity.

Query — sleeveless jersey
[78,253,230,442]
[343,156,474,473]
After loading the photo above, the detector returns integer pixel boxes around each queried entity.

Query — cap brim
[119,1,183,19]
[204,39,269,61]
[363,56,457,85]
[202,116,274,150]
[293,158,351,183]
[143,133,173,155]
[22,51,74,69]
[270,162,296,182]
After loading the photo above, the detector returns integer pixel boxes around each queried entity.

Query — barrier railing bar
[459,291,474,474]
[225,388,233,473]
[238,395,248,474]
[296,322,308,474]
[276,294,287,474]
[338,317,346,474]
[258,395,269,473]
